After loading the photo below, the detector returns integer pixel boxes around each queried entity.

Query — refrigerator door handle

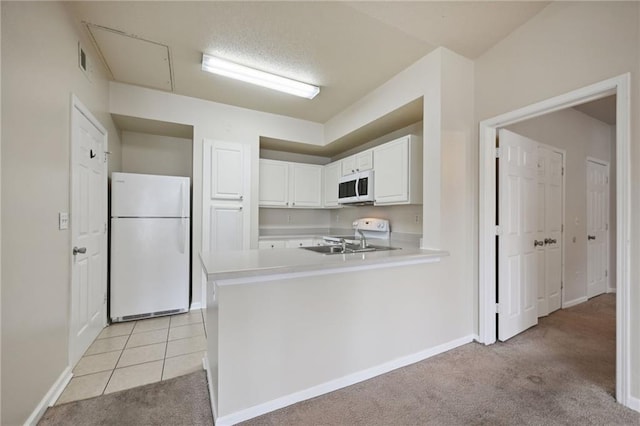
[180,180,187,219]
[179,216,187,254]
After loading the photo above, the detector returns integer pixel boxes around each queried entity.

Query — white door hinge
[496,303,501,314]
[605,269,608,278]
[562,167,565,176]
[561,224,564,232]
[495,147,501,159]
[495,225,501,236]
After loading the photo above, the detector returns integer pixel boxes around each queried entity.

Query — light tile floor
[56,310,206,405]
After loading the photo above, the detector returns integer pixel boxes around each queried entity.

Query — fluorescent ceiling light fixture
[202,54,320,99]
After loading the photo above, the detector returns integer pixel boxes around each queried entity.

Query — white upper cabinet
[206,140,245,201]
[373,135,423,205]
[259,159,289,207]
[323,161,342,208]
[341,150,373,176]
[290,163,323,207]
[259,159,322,208]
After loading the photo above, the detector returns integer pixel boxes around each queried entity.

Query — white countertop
[200,245,449,283]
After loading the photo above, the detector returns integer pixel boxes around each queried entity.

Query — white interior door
[587,159,609,298]
[498,129,539,341]
[70,97,108,366]
[536,146,564,316]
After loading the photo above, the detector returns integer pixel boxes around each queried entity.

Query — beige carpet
[242,294,639,425]
[39,294,640,425]
[38,370,213,426]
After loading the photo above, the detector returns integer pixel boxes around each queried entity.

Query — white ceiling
[68,1,550,125]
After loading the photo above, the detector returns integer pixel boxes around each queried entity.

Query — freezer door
[111,172,190,218]
[110,217,189,320]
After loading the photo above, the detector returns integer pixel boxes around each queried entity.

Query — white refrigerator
[110,172,190,322]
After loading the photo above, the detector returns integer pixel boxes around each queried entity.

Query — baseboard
[471,333,480,342]
[562,296,588,309]
[214,334,475,426]
[190,302,202,310]
[24,366,72,426]
[203,354,218,421]
[607,287,617,294]
[626,394,640,412]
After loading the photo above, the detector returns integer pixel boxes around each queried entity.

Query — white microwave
[338,170,374,204]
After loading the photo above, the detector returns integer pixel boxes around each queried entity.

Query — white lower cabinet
[258,240,287,249]
[258,238,324,249]
[285,239,314,248]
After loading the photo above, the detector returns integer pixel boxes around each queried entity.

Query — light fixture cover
[201,54,320,99]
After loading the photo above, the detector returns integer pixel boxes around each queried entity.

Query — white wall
[121,131,193,178]
[1,2,121,424]
[507,108,615,305]
[475,0,640,403]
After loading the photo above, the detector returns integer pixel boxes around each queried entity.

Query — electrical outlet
[415,215,421,224]
[59,212,69,230]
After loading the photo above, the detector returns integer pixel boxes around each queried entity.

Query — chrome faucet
[356,229,367,249]
[340,238,347,252]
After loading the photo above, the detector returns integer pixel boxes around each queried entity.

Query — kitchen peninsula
[201,245,452,425]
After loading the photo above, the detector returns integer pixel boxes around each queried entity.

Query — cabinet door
[290,163,322,207]
[373,137,409,204]
[323,161,341,208]
[341,150,373,175]
[258,240,286,249]
[341,155,357,175]
[206,141,245,201]
[259,159,289,207]
[207,206,244,251]
[285,239,314,248]
[356,150,373,171]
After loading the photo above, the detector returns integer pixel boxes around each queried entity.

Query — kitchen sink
[301,244,399,255]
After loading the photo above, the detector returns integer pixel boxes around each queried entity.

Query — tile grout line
[101,321,137,396]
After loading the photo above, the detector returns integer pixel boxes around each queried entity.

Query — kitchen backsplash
[259,205,423,235]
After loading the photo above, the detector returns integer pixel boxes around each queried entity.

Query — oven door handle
[355,176,360,199]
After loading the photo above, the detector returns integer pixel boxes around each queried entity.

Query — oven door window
[339,179,357,198]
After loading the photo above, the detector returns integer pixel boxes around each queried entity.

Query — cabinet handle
[588,235,596,241]
[534,240,545,247]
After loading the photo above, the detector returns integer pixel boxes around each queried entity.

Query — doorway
[478,74,632,407]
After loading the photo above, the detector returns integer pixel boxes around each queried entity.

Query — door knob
[534,240,545,247]
[544,238,557,245]
[73,246,87,255]
[588,235,596,241]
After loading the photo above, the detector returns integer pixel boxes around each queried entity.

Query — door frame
[585,156,611,297]
[478,74,631,407]
[69,94,108,366]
